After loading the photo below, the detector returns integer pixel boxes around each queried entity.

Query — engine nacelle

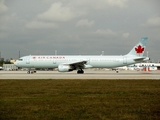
[58,64,73,72]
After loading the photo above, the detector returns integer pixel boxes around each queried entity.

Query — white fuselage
[14,37,149,73]
[14,55,147,69]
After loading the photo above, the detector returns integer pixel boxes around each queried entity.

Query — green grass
[0,80,160,120]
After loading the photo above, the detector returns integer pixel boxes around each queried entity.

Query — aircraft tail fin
[126,37,148,56]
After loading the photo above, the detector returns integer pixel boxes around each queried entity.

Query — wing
[63,60,91,69]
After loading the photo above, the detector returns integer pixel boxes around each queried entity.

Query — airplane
[128,63,158,71]
[14,37,150,74]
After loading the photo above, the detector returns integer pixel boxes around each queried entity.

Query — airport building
[3,64,18,71]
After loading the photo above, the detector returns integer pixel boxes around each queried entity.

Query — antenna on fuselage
[101,51,104,56]
[19,51,20,58]
[55,50,57,55]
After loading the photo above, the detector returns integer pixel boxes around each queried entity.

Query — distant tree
[0,58,12,66]
[4,59,11,64]
[0,59,4,66]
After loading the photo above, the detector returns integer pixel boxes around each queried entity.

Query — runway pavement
[0,70,160,79]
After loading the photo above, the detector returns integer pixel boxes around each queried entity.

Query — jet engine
[58,64,73,72]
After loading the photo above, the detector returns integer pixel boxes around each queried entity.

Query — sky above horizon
[0,0,160,62]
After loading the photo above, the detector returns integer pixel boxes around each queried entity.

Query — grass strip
[0,79,160,120]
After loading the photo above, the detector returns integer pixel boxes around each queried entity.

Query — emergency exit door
[26,56,30,64]
[123,57,127,64]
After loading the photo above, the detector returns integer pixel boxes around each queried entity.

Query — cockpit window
[18,59,23,61]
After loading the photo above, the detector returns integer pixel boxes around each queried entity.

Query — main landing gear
[27,69,36,74]
[77,69,84,74]
[27,70,30,74]
[116,70,119,73]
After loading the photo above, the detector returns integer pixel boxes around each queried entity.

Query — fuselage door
[53,58,56,64]
[123,57,127,64]
[87,58,90,64]
[26,56,30,64]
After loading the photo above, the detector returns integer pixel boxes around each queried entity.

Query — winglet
[126,37,148,56]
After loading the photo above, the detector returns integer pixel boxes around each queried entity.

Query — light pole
[19,51,20,58]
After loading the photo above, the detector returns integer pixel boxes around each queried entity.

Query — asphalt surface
[0,70,160,79]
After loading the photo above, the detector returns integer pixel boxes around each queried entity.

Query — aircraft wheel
[27,71,30,74]
[81,69,84,74]
[77,69,84,74]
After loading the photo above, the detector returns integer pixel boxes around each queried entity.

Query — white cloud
[141,16,160,27]
[37,2,75,22]
[0,0,8,14]
[25,0,128,30]
[76,19,94,28]
[91,29,117,37]
[26,2,90,30]
[123,32,130,38]
[72,0,128,10]
[26,2,85,29]
[106,0,128,8]
[25,21,58,29]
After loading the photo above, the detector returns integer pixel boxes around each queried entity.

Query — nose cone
[14,61,19,66]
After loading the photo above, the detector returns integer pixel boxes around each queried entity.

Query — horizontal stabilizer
[134,57,150,62]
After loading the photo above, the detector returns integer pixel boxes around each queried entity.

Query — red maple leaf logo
[135,45,144,54]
